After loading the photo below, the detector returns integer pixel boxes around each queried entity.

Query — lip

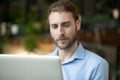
[58,37,67,40]
[58,38,67,43]
[59,38,67,40]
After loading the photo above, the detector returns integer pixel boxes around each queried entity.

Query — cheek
[66,26,76,35]
[67,30,77,40]
[50,29,57,38]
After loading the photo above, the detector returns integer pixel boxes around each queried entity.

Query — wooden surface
[78,28,120,46]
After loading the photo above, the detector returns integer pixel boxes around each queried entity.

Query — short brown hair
[48,0,79,21]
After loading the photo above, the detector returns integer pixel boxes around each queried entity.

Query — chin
[58,44,70,50]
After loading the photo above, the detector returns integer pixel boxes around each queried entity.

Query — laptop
[0,54,63,80]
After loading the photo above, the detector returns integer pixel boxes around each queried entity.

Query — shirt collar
[71,43,85,60]
[50,42,85,64]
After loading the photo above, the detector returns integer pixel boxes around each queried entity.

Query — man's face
[49,11,80,50]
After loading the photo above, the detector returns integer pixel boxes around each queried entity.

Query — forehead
[48,11,74,24]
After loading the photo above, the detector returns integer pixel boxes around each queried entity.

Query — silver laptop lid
[0,54,63,80]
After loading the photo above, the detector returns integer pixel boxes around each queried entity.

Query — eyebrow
[61,21,71,25]
[50,23,57,28]
[50,21,71,27]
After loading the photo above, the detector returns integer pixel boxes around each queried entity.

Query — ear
[76,16,81,31]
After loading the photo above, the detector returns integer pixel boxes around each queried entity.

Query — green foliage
[15,11,44,52]
[25,35,38,52]
[0,36,9,53]
[0,38,4,53]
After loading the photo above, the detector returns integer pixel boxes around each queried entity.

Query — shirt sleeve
[91,59,109,80]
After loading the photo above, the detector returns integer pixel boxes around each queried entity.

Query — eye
[63,23,70,28]
[51,24,58,29]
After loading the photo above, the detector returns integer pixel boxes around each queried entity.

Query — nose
[58,27,65,35]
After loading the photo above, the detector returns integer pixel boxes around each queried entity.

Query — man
[48,0,109,80]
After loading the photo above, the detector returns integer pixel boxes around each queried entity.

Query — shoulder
[83,49,109,80]
[84,49,108,67]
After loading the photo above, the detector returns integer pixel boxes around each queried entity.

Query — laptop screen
[0,54,63,80]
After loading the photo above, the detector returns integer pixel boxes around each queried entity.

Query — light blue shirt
[49,43,109,80]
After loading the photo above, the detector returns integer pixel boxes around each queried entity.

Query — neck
[58,41,78,62]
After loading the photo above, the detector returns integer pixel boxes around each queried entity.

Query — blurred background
[0,0,120,80]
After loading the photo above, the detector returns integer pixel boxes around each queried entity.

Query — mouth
[57,38,68,43]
